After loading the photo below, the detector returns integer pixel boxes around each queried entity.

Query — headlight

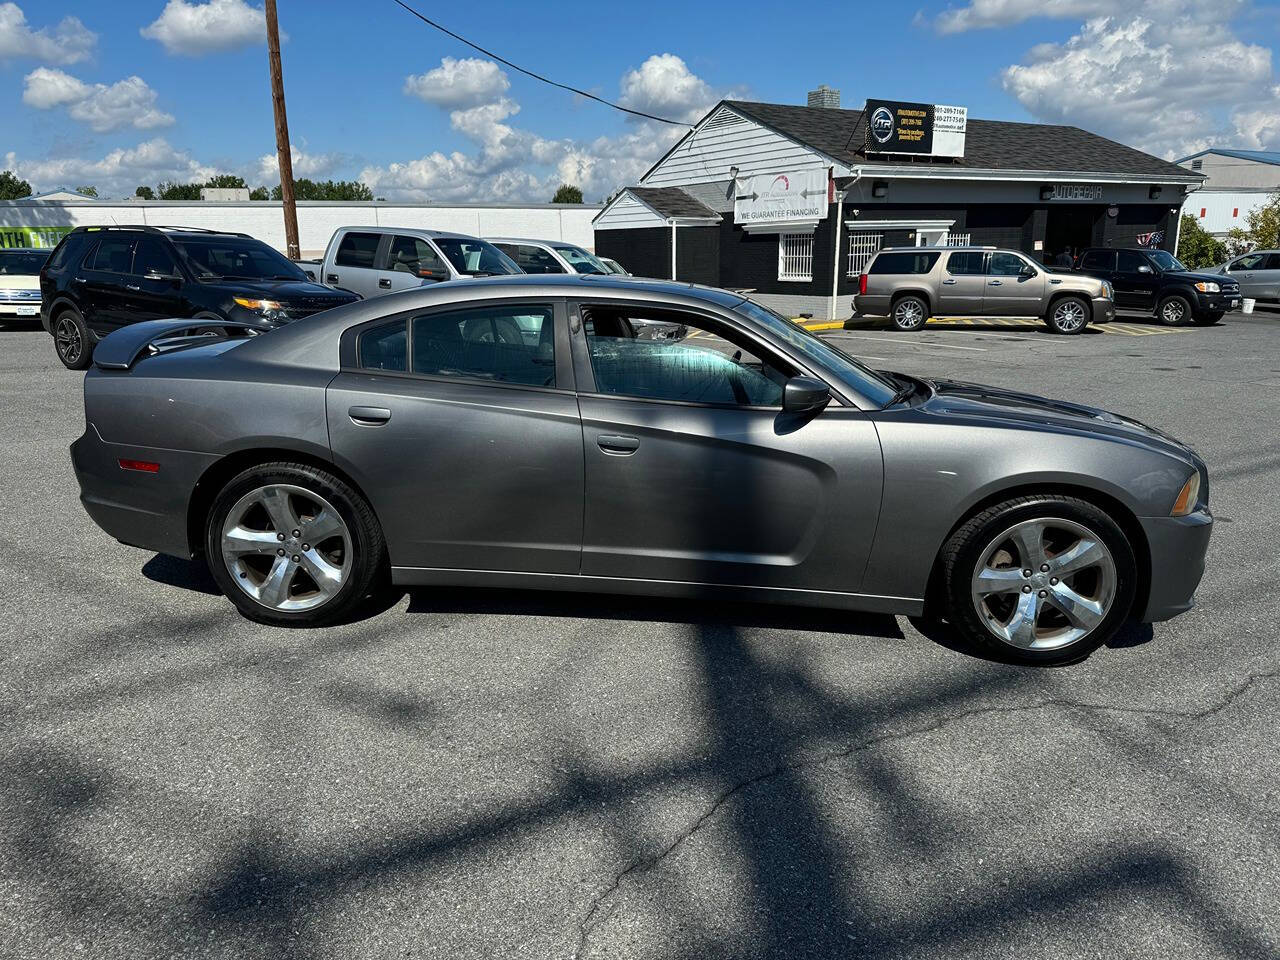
[1171,471,1201,516]
[233,297,283,311]
[1101,281,1113,299]
[1193,281,1220,293]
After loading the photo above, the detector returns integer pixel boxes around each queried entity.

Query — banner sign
[0,226,73,248]
[864,100,967,158]
[733,169,829,227]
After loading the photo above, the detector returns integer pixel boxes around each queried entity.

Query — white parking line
[835,334,988,352]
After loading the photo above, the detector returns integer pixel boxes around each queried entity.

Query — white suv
[487,238,610,276]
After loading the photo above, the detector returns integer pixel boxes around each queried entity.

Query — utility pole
[265,0,299,259]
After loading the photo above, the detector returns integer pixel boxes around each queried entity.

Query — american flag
[1135,231,1166,247]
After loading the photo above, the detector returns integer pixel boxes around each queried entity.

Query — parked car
[299,227,522,299]
[0,247,50,319]
[855,246,1115,334]
[598,256,630,276]
[70,275,1210,665]
[1207,250,1280,304]
[39,226,360,370]
[1073,247,1240,325]
[487,238,611,275]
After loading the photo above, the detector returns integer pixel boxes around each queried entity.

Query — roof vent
[807,85,840,109]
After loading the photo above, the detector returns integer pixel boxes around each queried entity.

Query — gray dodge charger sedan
[71,275,1212,664]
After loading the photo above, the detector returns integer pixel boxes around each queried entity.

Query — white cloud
[403,57,511,108]
[1000,5,1279,157]
[931,0,1237,33]
[141,0,269,56]
[253,144,347,185]
[23,67,175,133]
[618,53,718,124]
[0,2,95,63]
[5,139,219,197]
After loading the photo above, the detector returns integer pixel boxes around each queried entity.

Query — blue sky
[3,0,1278,200]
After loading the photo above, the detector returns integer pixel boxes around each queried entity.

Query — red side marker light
[118,459,160,473]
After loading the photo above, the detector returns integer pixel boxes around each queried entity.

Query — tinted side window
[335,232,380,269]
[1080,251,1114,270]
[387,235,447,276]
[412,305,555,387]
[359,320,408,371]
[90,237,135,273]
[48,233,92,272]
[583,307,791,407]
[1116,251,1148,273]
[1230,254,1265,270]
[988,252,1028,276]
[1267,254,1280,270]
[946,252,985,275]
[499,243,565,274]
[869,251,940,275]
[132,236,178,276]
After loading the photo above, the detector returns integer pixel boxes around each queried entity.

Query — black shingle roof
[629,186,719,218]
[721,101,1200,180]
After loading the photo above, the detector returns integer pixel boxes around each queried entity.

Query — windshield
[174,236,307,281]
[551,244,610,275]
[434,238,521,276]
[0,250,50,275]
[1147,250,1187,272]
[733,299,900,408]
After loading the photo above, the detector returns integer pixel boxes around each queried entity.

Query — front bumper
[1092,298,1115,323]
[1197,291,1241,314]
[1138,508,1213,621]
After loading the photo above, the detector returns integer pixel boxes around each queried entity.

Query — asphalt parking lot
[1,310,1277,960]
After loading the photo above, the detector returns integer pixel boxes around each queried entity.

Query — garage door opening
[1044,206,1102,263]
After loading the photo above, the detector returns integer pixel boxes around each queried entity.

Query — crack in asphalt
[571,667,1278,959]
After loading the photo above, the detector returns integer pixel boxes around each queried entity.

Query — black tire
[938,495,1137,665]
[53,307,93,370]
[890,295,929,331]
[203,461,386,627]
[1157,295,1192,326]
[1192,311,1223,326]
[1044,296,1090,335]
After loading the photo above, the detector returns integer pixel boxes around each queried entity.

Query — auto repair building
[593,95,1205,319]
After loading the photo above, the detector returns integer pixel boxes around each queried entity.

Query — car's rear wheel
[204,462,385,626]
[891,295,929,331]
[1045,296,1089,335]
[53,308,92,370]
[1157,295,1192,326]
[939,496,1136,665]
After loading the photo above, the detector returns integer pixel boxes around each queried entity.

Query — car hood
[200,278,358,302]
[915,377,1199,464]
[1165,269,1234,285]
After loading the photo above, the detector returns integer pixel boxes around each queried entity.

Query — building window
[778,233,814,282]
[847,232,883,276]
[945,232,971,247]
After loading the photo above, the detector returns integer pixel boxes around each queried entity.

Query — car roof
[71,225,251,239]
[335,225,483,241]
[485,237,578,247]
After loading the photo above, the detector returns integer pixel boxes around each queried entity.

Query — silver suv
[855,246,1115,335]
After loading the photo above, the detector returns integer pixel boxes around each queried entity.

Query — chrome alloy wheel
[1161,299,1186,324]
[894,299,925,329]
[1051,299,1086,332]
[970,517,1117,651]
[55,316,83,364]
[220,484,352,612]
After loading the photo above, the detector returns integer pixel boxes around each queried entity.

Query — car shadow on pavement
[909,615,1152,665]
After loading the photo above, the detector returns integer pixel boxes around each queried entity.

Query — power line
[390,0,691,127]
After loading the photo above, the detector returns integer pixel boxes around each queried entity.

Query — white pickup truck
[294,226,521,299]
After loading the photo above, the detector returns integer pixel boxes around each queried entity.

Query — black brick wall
[675,226,719,285]
[595,227,670,279]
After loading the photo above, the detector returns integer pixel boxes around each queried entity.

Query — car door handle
[988,280,1003,286]
[942,278,957,285]
[348,405,391,426]
[326,274,339,284]
[125,284,141,291]
[597,434,639,455]
[378,278,392,288]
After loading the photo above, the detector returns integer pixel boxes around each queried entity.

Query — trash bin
[1242,298,1256,315]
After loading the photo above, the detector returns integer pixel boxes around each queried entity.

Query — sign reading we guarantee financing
[733,169,830,227]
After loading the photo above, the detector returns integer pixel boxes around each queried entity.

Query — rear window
[869,251,940,275]
[335,232,380,269]
[1080,250,1114,270]
[47,232,94,272]
[0,250,50,274]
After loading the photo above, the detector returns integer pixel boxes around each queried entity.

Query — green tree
[1176,214,1226,269]
[156,181,203,200]
[135,185,156,200]
[0,170,32,200]
[1225,190,1280,255]
[552,184,584,204]
[204,174,248,190]
[249,186,269,200]
[270,178,373,201]
[75,185,98,197]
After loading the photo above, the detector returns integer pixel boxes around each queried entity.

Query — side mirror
[783,376,831,414]
[1137,264,1153,274]
[418,267,449,282]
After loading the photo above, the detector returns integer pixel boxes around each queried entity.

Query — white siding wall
[1177,155,1280,190]
[0,201,602,256]
[1181,191,1274,236]
[642,106,844,187]
[593,192,666,230]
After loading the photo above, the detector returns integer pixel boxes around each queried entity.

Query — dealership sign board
[734,169,830,228]
[0,226,72,248]
[864,100,967,158]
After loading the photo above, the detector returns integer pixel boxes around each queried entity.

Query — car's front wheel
[939,495,1136,664]
[53,307,93,370]
[204,462,385,626]
[1045,296,1090,335]
[1157,295,1192,326]
[891,295,929,331]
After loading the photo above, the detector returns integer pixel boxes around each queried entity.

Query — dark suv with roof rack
[39,225,361,369]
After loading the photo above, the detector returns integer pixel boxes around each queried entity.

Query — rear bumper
[1138,509,1213,622]
[853,294,891,317]
[71,424,216,559]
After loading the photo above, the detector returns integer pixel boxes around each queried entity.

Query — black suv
[1073,247,1241,326]
[39,226,361,369]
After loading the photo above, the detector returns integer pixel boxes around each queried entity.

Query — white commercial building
[0,199,602,256]
[1175,149,1279,239]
